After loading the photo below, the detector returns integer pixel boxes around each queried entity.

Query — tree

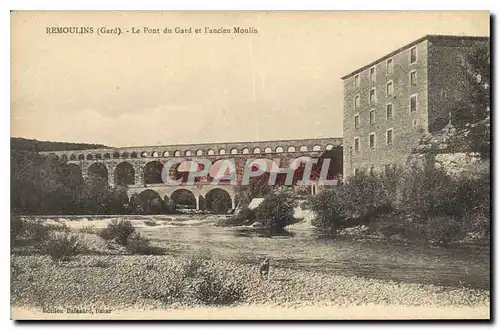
[234,172,272,207]
[108,185,130,214]
[77,174,110,214]
[309,188,344,231]
[454,42,490,159]
[255,192,295,232]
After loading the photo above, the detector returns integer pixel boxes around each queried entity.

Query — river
[134,215,490,290]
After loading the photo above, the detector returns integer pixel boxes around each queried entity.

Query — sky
[11,11,489,147]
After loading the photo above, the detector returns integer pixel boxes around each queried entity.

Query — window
[369,88,376,103]
[354,94,360,108]
[386,81,393,97]
[369,166,375,175]
[354,114,360,129]
[370,66,376,83]
[410,94,417,112]
[385,164,392,176]
[354,74,360,88]
[369,133,375,149]
[386,58,393,74]
[354,168,358,176]
[386,104,393,120]
[369,109,375,125]
[410,47,417,64]
[386,128,393,145]
[410,71,417,86]
[354,137,360,152]
[440,91,447,100]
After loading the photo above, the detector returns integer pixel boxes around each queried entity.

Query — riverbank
[11,253,489,319]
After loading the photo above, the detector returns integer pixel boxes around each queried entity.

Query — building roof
[341,35,490,80]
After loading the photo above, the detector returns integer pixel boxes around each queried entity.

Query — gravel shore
[11,253,490,316]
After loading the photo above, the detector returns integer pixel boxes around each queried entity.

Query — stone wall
[407,151,489,177]
[342,39,430,177]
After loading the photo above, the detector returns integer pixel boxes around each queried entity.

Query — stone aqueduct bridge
[41,137,343,211]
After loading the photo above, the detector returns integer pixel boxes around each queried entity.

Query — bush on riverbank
[309,189,343,232]
[11,217,51,249]
[98,219,166,255]
[223,207,256,226]
[255,192,296,231]
[310,165,490,244]
[98,219,135,246]
[11,217,83,260]
[125,232,166,255]
[44,232,83,261]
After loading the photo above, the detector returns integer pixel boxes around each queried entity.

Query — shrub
[44,232,82,261]
[396,165,459,219]
[238,207,256,222]
[425,216,464,244]
[125,232,166,255]
[11,217,52,248]
[337,172,395,222]
[309,188,344,231]
[98,219,135,245]
[255,193,295,231]
[188,267,243,305]
[226,207,256,226]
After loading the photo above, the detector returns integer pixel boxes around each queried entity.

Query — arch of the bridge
[64,148,342,185]
[126,184,236,212]
[48,140,340,162]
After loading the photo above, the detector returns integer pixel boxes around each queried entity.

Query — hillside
[11,137,109,152]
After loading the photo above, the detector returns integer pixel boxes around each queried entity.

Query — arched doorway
[144,161,164,184]
[115,162,135,186]
[170,189,197,210]
[87,163,108,184]
[205,188,233,213]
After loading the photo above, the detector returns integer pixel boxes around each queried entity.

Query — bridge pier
[134,164,144,187]
[107,167,115,187]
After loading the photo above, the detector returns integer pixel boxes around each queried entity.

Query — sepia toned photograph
[10,10,490,320]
